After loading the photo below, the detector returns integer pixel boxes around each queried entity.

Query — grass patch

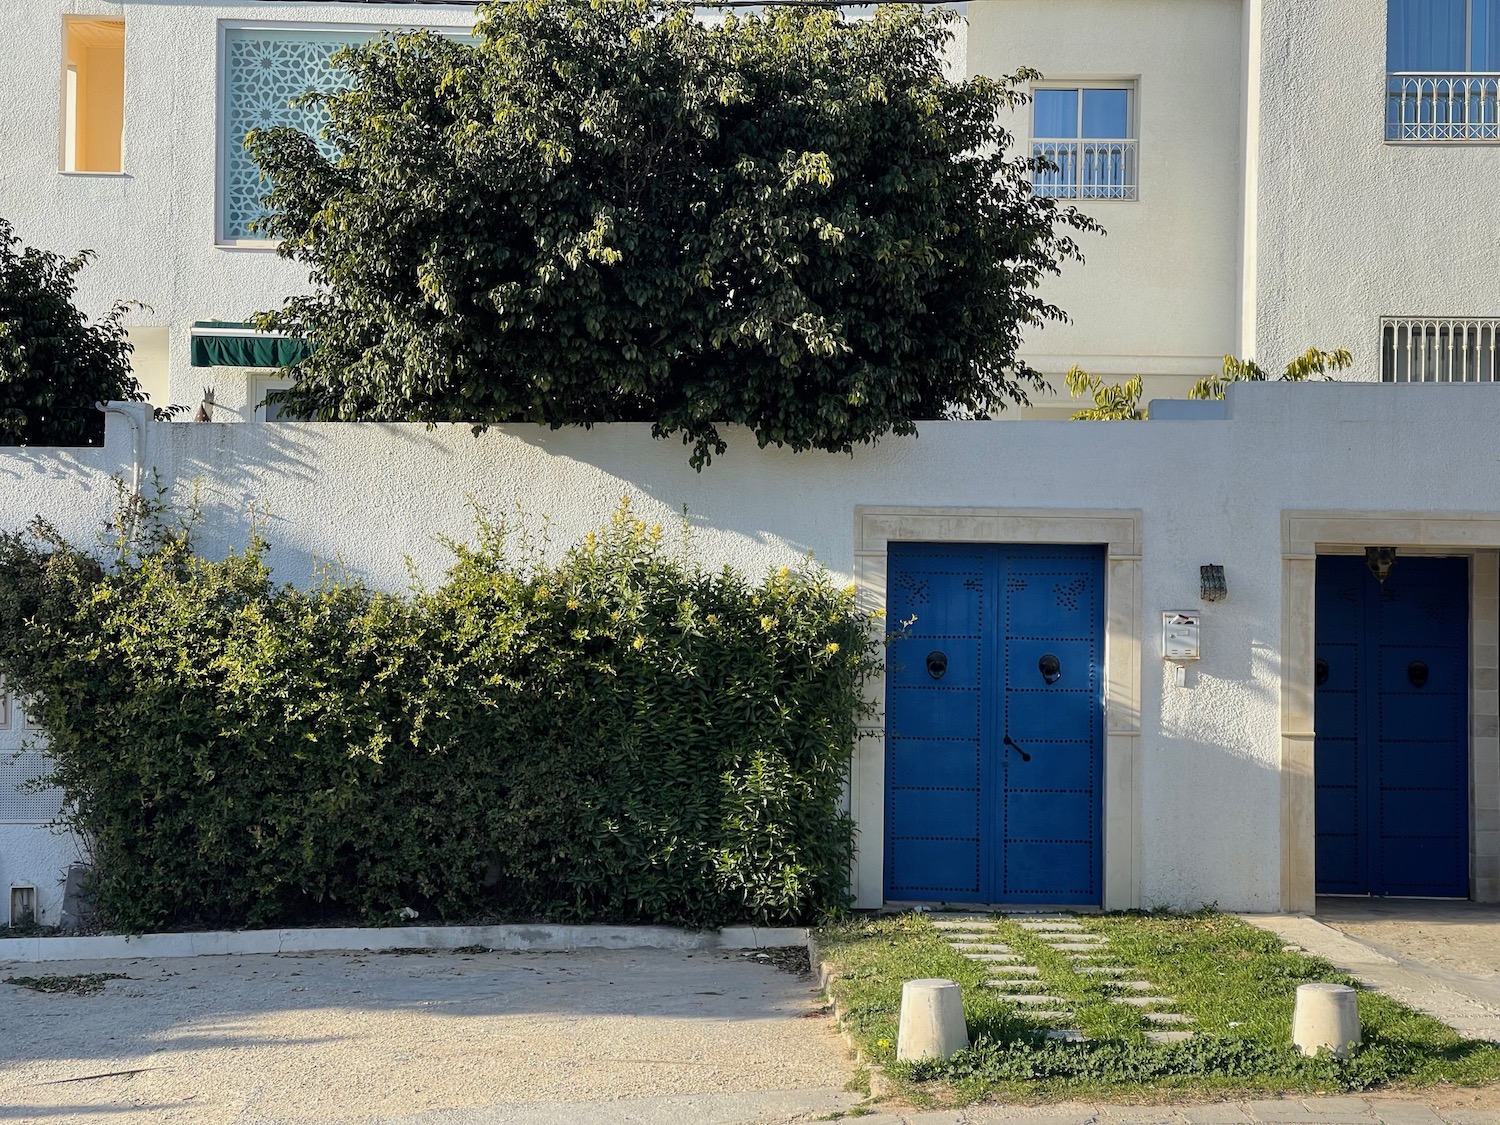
[4,972,128,995]
[814,910,1500,1104]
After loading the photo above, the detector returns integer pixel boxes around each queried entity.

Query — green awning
[190,321,314,368]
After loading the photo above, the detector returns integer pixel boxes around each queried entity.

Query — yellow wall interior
[63,18,125,173]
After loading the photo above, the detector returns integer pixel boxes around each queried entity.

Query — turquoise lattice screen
[221,29,370,241]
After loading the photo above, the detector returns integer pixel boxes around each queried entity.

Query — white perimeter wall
[1252,0,1500,373]
[967,0,1245,413]
[4,383,1500,921]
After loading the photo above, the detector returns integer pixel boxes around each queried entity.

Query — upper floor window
[62,18,125,173]
[1387,0,1500,140]
[220,28,371,243]
[1031,85,1137,201]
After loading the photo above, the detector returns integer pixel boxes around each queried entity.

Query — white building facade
[2,1,1496,414]
[1,2,1499,928]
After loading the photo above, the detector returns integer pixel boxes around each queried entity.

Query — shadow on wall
[162,419,856,587]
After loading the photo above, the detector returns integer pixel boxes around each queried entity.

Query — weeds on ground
[815,910,1500,1104]
[4,973,128,995]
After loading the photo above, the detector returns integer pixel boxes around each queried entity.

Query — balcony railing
[1381,317,1500,382]
[1032,139,1138,200]
[1387,73,1500,140]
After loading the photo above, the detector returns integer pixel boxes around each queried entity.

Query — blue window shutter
[1475,0,1500,69]
[1081,89,1130,138]
[1387,0,1468,71]
[1033,89,1079,138]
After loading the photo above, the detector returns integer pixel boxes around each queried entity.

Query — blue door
[1315,555,1469,897]
[885,543,1106,905]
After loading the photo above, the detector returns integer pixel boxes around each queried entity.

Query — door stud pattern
[885,544,1104,905]
[1315,555,1469,897]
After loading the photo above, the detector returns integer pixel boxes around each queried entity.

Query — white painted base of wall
[0,923,809,964]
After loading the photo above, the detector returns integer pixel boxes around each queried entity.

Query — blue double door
[885,543,1106,905]
[1315,555,1470,897]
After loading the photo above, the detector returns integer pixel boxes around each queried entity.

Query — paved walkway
[932,914,1194,1043]
[319,1090,1500,1124]
[1243,907,1500,1042]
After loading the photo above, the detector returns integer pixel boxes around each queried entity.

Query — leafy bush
[0,494,874,932]
[0,218,149,446]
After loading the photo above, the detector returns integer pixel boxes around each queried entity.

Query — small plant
[1189,347,1353,401]
[1063,367,1146,420]
[1065,347,1353,421]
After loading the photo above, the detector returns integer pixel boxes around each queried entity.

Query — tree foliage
[0,218,146,446]
[249,0,1097,466]
[0,495,875,932]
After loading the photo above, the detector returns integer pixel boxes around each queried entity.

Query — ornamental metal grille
[221,29,370,241]
[1387,74,1500,141]
[1381,316,1500,382]
[0,752,63,824]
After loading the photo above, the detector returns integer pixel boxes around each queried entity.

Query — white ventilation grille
[0,753,64,824]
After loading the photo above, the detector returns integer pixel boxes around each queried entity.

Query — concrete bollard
[896,978,969,1062]
[1292,982,1361,1059]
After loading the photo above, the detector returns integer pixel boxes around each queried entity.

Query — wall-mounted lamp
[1365,546,1397,584]
[1200,564,1227,602]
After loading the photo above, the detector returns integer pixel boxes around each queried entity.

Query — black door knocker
[1408,660,1430,689]
[926,651,948,680]
[1038,653,1062,685]
[1315,658,1329,686]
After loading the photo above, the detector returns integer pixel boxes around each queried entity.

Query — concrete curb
[808,931,897,1100]
[0,923,809,964]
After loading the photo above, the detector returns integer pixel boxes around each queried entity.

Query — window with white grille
[1381,317,1500,381]
[1031,84,1138,201]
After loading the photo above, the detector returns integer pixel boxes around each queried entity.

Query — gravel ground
[0,946,851,1124]
[1314,899,1500,981]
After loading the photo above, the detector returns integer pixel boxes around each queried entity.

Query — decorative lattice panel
[221,29,370,240]
[0,753,63,824]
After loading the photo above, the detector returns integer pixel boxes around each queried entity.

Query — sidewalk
[1243,912,1500,1043]
[334,1090,1500,1124]
[843,1096,1500,1125]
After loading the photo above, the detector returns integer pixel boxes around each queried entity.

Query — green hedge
[0,496,875,932]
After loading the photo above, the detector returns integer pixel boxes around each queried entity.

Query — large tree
[251,0,1097,466]
[0,219,146,446]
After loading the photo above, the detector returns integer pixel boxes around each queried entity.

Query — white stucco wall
[0,1,477,418]
[966,0,1245,410]
[1251,0,1500,375]
[3,383,1499,920]
[0,438,125,926]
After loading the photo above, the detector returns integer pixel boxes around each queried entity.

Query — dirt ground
[0,946,852,1125]
[1315,898,1500,981]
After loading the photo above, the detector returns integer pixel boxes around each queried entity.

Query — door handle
[1003,735,1032,762]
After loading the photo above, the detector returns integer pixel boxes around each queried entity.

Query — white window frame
[1029,78,1141,203]
[251,372,300,422]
